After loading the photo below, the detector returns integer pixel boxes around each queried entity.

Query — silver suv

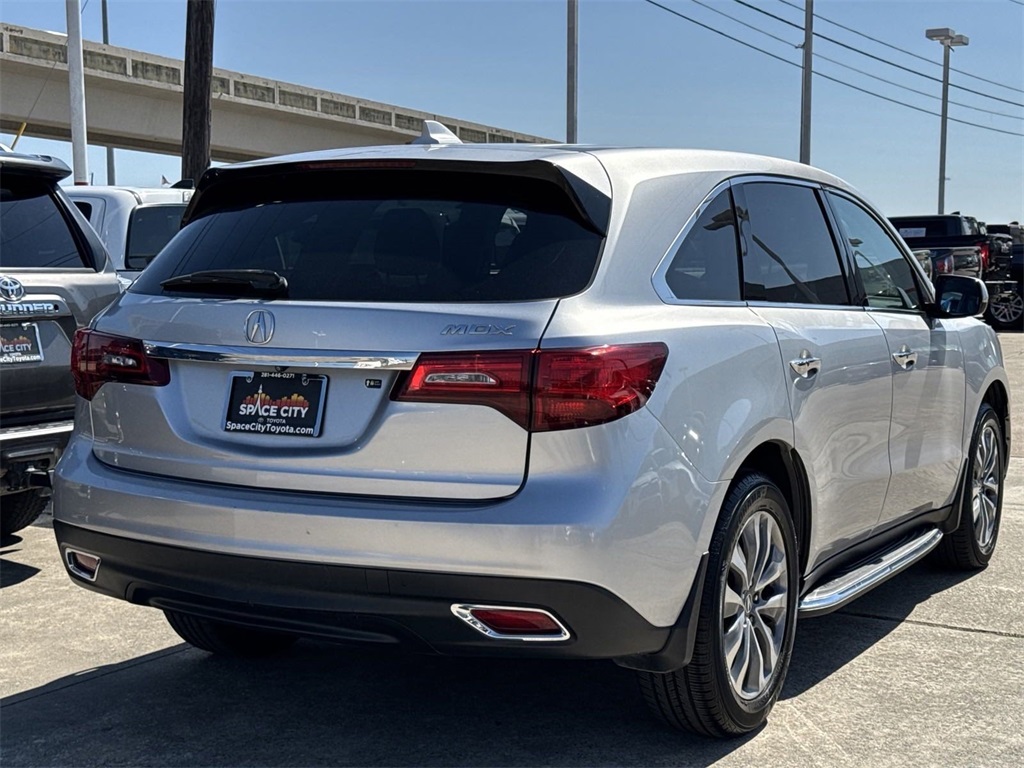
[53,132,1010,737]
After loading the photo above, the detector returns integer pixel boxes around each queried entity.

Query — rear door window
[0,176,88,269]
[663,188,741,301]
[132,170,604,302]
[738,182,851,306]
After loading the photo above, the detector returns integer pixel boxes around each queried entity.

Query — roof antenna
[412,120,462,145]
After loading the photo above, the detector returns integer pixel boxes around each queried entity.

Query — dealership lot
[2,330,1021,767]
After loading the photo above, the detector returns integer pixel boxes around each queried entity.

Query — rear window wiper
[160,269,289,298]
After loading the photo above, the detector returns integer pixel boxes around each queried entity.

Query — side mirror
[929,274,989,318]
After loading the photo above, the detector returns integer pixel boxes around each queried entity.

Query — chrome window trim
[144,342,417,370]
[746,300,867,313]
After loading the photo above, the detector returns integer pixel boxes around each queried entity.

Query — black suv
[0,151,120,536]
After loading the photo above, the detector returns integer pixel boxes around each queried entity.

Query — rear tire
[638,472,799,737]
[936,404,1004,570]
[1,492,48,537]
[164,610,298,656]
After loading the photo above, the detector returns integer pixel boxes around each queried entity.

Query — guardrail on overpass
[0,24,553,162]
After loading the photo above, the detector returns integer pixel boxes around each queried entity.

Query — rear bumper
[54,414,720,628]
[54,521,704,667]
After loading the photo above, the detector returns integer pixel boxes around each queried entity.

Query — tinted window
[72,200,94,221]
[0,177,86,269]
[828,194,920,311]
[739,183,849,305]
[665,189,740,301]
[132,171,603,302]
[126,204,187,270]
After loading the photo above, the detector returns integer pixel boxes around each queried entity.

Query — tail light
[978,243,989,268]
[393,343,668,432]
[72,329,170,400]
[934,254,954,275]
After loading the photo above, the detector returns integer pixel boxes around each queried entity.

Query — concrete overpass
[0,23,552,163]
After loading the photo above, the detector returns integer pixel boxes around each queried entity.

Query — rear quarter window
[132,170,604,302]
[0,176,88,269]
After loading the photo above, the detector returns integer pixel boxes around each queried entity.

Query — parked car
[65,186,190,280]
[889,214,985,277]
[0,150,120,536]
[53,128,1010,737]
[890,214,1021,331]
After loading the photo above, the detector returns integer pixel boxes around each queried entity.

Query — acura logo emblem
[245,310,275,344]
[0,276,26,302]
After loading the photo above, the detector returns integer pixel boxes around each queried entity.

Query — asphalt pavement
[2,331,1021,767]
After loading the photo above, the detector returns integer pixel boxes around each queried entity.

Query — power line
[684,0,1020,120]
[639,0,1024,138]
[777,0,1024,95]
[731,0,1024,108]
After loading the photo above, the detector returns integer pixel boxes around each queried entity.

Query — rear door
[734,180,894,569]
[826,191,966,524]
[87,163,607,500]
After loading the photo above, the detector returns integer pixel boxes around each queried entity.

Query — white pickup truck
[66,186,190,282]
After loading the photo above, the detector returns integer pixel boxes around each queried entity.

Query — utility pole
[101,0,115,184]
[926,28,968,214]
[567,0,578,144]
[799,0,813,165]
[65,0,89,185]
[182,0,215,184]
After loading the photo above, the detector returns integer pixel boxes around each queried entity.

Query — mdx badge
[0,276,26,302]
[245,310,275,344]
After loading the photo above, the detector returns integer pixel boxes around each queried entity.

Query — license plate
[0,323,43,365]
[223,371,328,438]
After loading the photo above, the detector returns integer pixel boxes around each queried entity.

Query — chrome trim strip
[799,529,943,617]
[143,342,417,370]
[450,603,571,643]
[0,421,74,443]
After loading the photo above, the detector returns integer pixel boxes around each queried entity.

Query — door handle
[892,348,918,369]
[789,355,822,378]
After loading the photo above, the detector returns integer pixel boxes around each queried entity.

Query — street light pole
[926,28,968,215]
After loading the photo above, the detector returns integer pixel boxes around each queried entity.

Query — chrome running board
[799,528,944,617]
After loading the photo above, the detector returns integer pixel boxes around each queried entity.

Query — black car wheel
[639,472,799,737]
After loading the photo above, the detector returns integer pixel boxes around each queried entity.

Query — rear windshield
[131,170,604,302]
[125,204,187,270]
[0,176,87,269]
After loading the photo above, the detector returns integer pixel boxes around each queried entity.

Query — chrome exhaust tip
[64,548,101,582]
[451,603,570,642]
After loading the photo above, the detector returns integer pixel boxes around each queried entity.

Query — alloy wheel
[972,422,1001,554]
[722,510,789,701]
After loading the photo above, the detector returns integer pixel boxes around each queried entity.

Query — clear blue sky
[3,0,1022,222]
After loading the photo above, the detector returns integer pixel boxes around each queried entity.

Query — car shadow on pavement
[783,558,976,699]
[0,559,976,768]
[0,537,42,589]
[0,643,756,767]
